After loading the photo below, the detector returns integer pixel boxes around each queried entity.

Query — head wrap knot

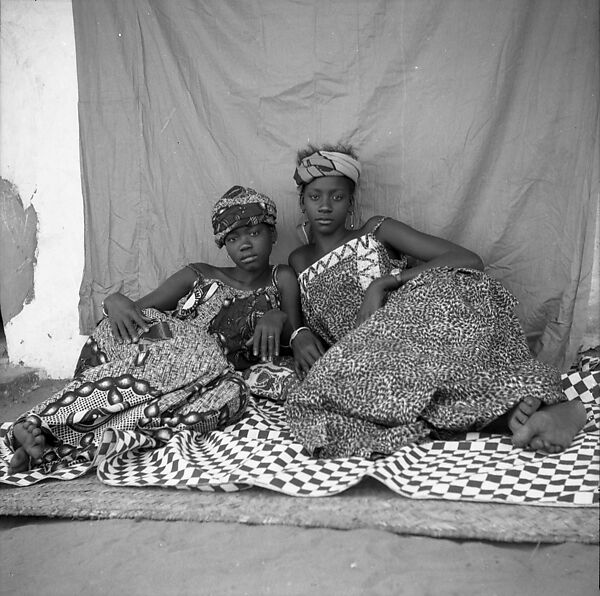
[212,185,277,248]
[293,150,361,187]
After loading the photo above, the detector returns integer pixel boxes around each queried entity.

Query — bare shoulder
[354,215,392,236]
[365,215,400,233]
[288,245,315,275]
[186,262,222,281]
[370,216,413,239]
[275,263,297,284]
[363,216,414,256]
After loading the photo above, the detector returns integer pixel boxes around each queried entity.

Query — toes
[529,436,546,451]
[509,397,542,433]
[513,409,529,426]
[520,396,541,416]
[30,434,45,462]
[528,437,564,453]
[511,426,533,448]
[23,416,40,428]
[8,447,30,473]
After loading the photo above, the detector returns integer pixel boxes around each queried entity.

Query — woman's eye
[308,194,319,201]
[333,194,344,201]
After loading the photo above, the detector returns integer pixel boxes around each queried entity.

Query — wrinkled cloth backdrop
[73,0,599,371]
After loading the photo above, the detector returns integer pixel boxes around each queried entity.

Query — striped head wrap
[293,150,361,187]
[212,185,277,248]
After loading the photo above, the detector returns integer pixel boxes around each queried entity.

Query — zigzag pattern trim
[298,234,382,295]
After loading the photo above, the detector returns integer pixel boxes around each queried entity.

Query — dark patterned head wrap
[212,185,277,248]
[293,150,361,187]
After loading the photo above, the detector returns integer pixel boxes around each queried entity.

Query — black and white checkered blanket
[2,370,597,507]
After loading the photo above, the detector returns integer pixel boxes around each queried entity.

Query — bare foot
[480,396,541,435]
[7,447,31,473]
[511,400,587,453]
[508,396,541,434]
[9,417,46,472]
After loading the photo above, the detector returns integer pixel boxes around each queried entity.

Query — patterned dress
[0,266,282,479]
[285,221,565,458]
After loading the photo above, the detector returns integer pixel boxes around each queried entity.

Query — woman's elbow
[468,251,485,271]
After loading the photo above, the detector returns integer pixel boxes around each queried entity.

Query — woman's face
[224,223,274,271]
[302,176,354,235]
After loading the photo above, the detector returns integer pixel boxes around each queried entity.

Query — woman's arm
[288,245,314,276]
[355,217,484,327]
[375,217,484,277]
[247,265,297,361]
[136,267,199,311]
[103,266,198,343]
[277,264,325,379]
[275,265,304,342]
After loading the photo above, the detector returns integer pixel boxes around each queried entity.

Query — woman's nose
[318,198,332,211]
[239,237,252,250]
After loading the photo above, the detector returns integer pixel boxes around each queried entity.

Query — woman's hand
[103,293,151,343]
[355,278,390,327]
[247,309,287,362]
[291,328,326,381]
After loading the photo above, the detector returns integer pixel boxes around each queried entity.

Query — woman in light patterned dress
[284,144,587,458]
[3,186,303,480]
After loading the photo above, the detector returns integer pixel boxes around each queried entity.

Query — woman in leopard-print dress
[285,145,583,458]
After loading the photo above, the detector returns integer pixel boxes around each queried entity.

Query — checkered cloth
[1,371,598,506]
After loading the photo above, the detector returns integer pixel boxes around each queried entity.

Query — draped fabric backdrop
[72,0,599,370]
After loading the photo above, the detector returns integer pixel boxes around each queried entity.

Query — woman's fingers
[260,330,269,361]
[111,315,141,343]
[133,310,150,333]
[291,333,327,380]
[249,325,280,362]
[265,331,279,361]
[301,356,314,379]
[249,331,260,357]
[115,320,129,343]
[296,358,308,381]
[294,361,305,381]
[306,345,322,366]
[124,317,142,343]
[109,319,122,342]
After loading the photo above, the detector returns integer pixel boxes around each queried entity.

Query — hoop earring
[296,220,311,244]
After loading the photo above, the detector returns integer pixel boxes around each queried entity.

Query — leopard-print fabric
[286,233,565,458]
[298,219,406,346]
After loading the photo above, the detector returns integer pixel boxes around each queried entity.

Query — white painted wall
[0,0,85,378]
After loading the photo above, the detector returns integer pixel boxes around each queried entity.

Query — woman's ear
[272,228,278,245]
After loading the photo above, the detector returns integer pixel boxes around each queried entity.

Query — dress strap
[271,264,280,289]
[186,263,204,279]
[371,216,387,234]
